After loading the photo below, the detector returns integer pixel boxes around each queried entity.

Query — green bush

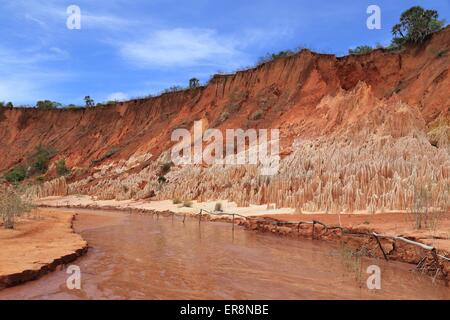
[212,111,230,128]
[36,100,61,109]
[250,109,263,121]
[348,45,373,55]
[257,50,295,65]
[218,111,230,122]
[65,104,83,110]
[91,147,119,165]
[35,176,45,184]
[0,101,13,108]
[158,176,167,184]
[162,86,185,94]
[183,200,193,208]
[56,159,71,176]
[29,145,56,174]
[434,48,449,58]
[225,90,247,113]
[4,166,27,183]
[214,202,223,212]
[159,162,172,176]
[0,186,32,229]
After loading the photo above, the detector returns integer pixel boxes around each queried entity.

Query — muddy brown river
[0,209,449,300]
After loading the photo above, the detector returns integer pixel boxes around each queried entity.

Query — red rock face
[0,27,449,212]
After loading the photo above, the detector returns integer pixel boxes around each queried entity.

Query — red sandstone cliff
[1,27,449,213]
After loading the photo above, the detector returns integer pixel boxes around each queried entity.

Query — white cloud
[117,28,248,69]
[106,92,129,101]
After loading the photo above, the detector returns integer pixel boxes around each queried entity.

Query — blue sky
[0,0,448,105]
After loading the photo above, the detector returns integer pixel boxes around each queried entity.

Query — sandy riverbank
[34,195,296,216]
[0,209,88,289]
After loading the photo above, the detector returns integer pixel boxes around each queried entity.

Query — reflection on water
[0,209,449,300]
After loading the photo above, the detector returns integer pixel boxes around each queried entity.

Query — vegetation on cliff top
[349,6,445,54]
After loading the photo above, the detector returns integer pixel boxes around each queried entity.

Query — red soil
[0,27,449,175]
[0,210,88,289]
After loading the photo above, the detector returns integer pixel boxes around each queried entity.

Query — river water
[0,209,449,300]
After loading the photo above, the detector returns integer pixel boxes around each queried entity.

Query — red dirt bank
[0,210,88,289]
[0,27,449,173]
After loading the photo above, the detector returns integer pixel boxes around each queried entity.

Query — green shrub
[159,162,172,176]
[219,111,230,122]
[0,101,13,108]
[36,100,61,109]
[35,176,45,184]
[4,166,27,183]
[65,104,83,110]
[0,186,32,229]
[250,109,263,121]
[434,48,449,58]
[56,159,71,176]
[257,50,295,65]
[183,200,193,208]
[225,90,247,113]
[214,202,223,212]
[348,45,373,55]
[29,145,56,174]
[91,147,119,165]
[157,176,167,184]
[162,86,185,94]
[4,145,56,182]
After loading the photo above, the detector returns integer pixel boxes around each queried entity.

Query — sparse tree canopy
[189,78,200,89]
[392,6,445,46]
[36,100,61,109]
[84,96,95,108]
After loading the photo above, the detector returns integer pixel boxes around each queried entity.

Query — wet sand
[0,209,87,289]
[0,208,449,300]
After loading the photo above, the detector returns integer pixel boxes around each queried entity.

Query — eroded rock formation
[1,27,449,213]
